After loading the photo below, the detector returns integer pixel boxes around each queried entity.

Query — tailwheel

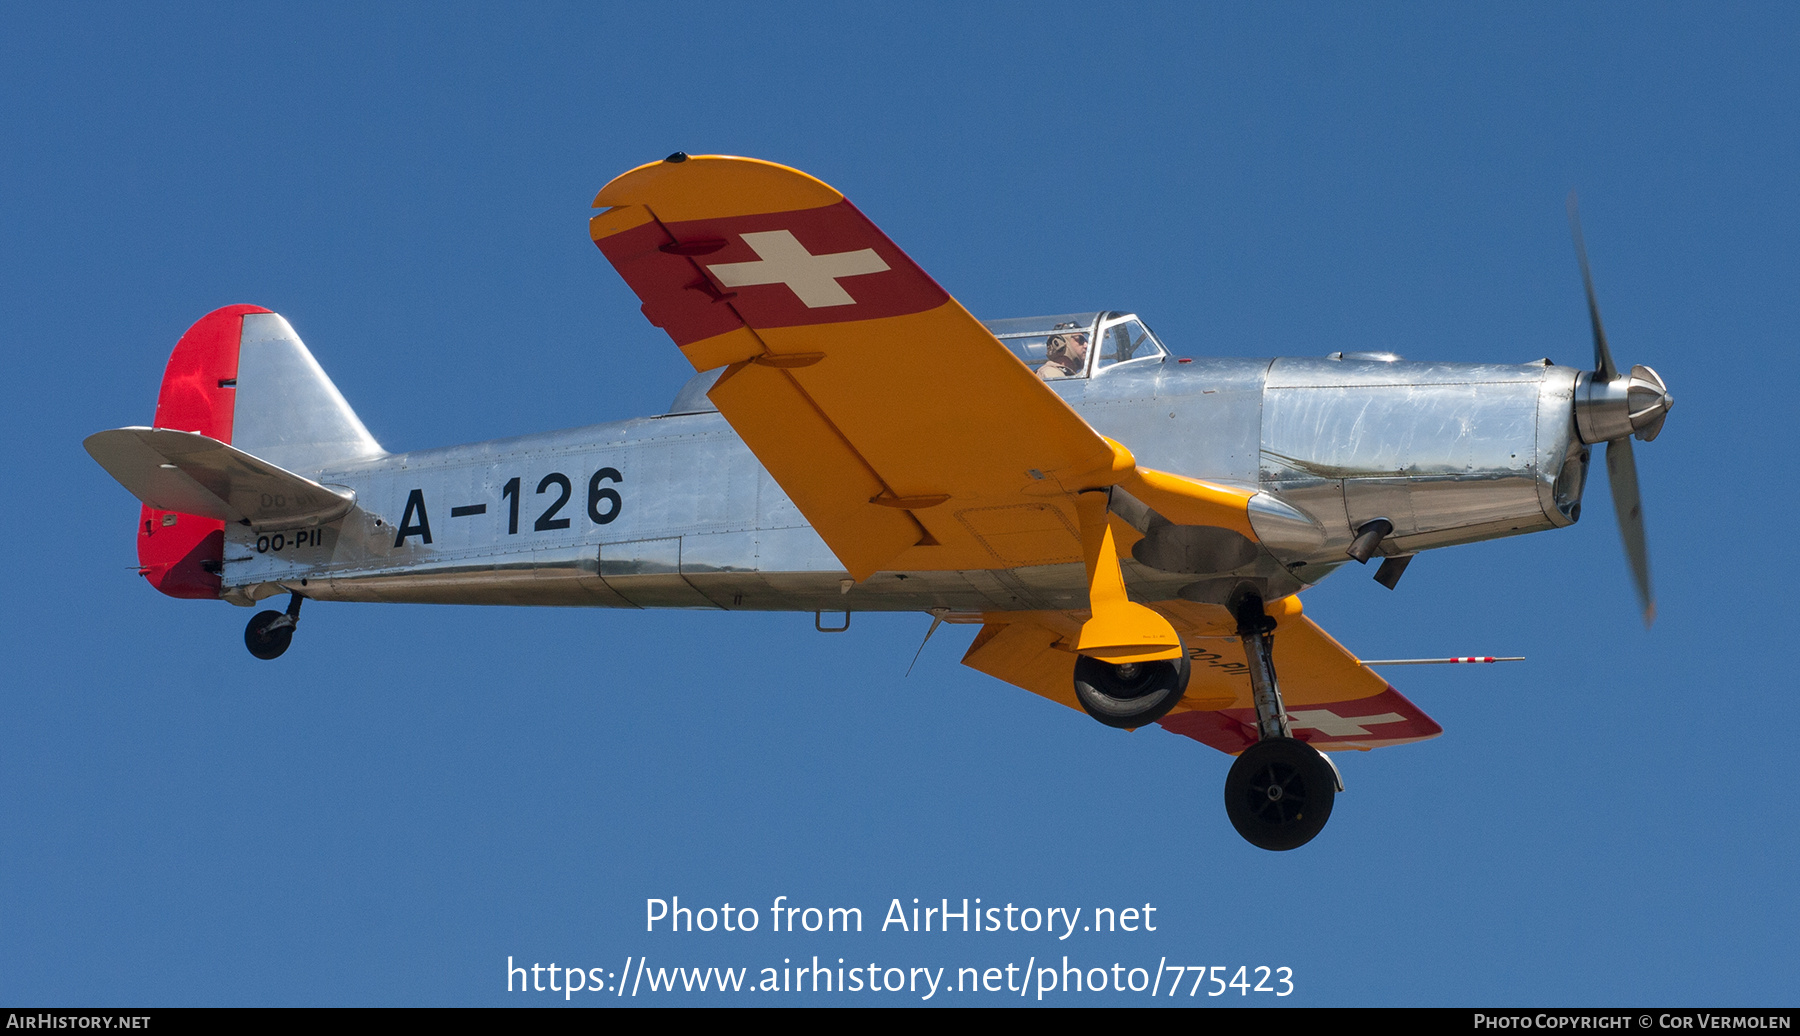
[244,612,293,660]
[244,592,303,660]
[1224,737,1337,851]
[1072,644,1190,729]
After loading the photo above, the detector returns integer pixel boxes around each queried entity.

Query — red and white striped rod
[1359,656,1525,666]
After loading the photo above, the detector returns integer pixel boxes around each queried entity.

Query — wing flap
[706,361,923,579]
[85,427,355,531]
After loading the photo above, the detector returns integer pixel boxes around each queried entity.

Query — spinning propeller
[1566,195,1674,627]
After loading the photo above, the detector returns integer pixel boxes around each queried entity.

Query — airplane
[84,154,1673,851]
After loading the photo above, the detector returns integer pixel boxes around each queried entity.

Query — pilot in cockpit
[1037,325,1090,381]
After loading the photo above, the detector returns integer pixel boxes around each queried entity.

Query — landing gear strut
[244,592,303,660]
[1222,595,1337,850]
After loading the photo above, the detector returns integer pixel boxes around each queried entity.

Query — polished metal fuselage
[221,355,1589,614]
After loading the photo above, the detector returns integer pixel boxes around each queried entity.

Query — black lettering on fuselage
[395,489,433,547]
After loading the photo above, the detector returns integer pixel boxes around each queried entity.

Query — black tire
[244,610,294,661]
[1072,645,1191,729]
[1224,737,1336,851]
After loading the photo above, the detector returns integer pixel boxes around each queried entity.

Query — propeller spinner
[1566,195,1674,626]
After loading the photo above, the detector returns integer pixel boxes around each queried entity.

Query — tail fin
[232,311,383,473]
[122,306,383,600]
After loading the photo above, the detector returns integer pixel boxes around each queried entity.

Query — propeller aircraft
[85,155,1673,850]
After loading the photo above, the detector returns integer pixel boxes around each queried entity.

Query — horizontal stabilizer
[84,427,355,531]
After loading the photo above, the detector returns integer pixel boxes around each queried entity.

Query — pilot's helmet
[1046,322,1089,361]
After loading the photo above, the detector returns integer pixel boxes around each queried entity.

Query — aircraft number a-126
[86,154,1674,851]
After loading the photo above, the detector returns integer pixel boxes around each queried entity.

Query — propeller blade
[1567,193,1619,381]
[1605,437,1655,626]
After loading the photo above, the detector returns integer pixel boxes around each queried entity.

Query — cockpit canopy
[980,311,1168,380]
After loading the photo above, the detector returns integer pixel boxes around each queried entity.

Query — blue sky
[4,3,1795,1006]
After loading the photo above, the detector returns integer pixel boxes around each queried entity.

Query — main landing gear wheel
[1224,737,1336,851]
[1072,646,1191,729]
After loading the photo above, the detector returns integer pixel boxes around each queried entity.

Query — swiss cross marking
[1286,709,1408,738]
[705,230,890,308]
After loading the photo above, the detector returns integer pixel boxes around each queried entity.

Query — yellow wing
[959,600,1444,753]
[592,154,1253,663]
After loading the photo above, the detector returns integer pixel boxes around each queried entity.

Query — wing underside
[959,602,1443,753]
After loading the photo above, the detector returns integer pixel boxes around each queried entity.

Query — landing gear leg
[244,592,303,660]
[1222,595,1337,851]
